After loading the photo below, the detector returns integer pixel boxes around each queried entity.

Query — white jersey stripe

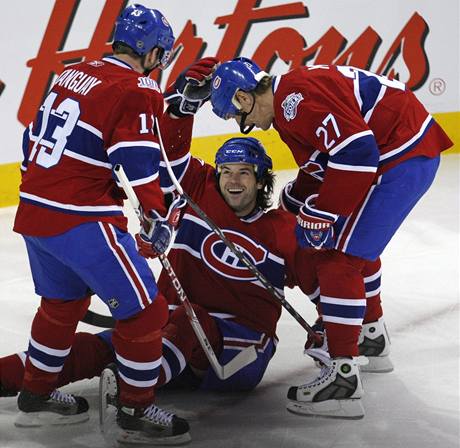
[327,161,377,173]
[380,114,432,161]
[20,192,123,213]
[329,130,374,156]
[107,140,160,156]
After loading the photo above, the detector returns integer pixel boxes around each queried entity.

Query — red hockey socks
[316,253,366,357]
[363,257,384,323]
[22,296,90,395]
[112,294,168,408]
[0,332,113,395]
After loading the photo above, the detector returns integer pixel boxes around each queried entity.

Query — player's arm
[296,100,379,216]
[290,99,378,249]
[279,169,322,214]
[159,57,219,196]
[105,86,167,216]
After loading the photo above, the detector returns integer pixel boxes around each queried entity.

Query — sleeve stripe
[64,149,112,169]
[327,161,377,173]
[159,152,190,167]
[124,172,159,187]
[363,85,386,123]
[107,140,160,156]
[329,130,374,156]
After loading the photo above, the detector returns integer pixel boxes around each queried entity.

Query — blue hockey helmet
[211,57,269,119]
[113,4,175,69]
[215,137,273,180]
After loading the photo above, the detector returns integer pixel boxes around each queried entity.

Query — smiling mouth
[227,187,244,196]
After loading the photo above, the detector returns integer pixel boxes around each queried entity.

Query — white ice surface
[0,155,458,448]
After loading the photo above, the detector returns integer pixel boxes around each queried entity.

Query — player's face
[232,91,273,130]
[218,163,262,217]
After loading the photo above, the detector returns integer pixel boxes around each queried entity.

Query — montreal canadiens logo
[201,230,268,281]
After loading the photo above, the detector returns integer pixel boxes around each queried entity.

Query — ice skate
[117,403,191,445]
[15,388,89,427]
[359,318,393,373]
[99,363,191,445]
[99,363,120,445]
[287,357,364,419]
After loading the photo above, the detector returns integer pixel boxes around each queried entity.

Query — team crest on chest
[201,230,268,280]
[282,92,304,121]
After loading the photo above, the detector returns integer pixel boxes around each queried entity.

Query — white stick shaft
[113,163,256,379]
[155,117,184,195]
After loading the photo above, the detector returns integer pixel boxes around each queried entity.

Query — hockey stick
[81,309,115,328]
[154,117,319,341]
[114,164,257,380]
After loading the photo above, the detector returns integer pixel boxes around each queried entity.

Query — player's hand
[135,196,187,258]
[303,319,330,366]
[295,194,338,250]
[278,180,303,214]
[164,57,219,117]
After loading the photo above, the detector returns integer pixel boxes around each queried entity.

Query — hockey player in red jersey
[210,58,453,417]
[9,4,219,444]
[1,134,339,415]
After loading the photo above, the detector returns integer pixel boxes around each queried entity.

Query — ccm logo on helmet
[201,230,268,281]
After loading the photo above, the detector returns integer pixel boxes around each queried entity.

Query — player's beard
[222,188,257,217]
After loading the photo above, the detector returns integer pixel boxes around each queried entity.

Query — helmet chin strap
[239,93,256,134]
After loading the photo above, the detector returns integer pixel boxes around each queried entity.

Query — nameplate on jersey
[282,92,304,122]
[137,77,160,92]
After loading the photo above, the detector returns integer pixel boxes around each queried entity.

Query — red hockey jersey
[14,56,166,236]
[272,65,453,216]
[157,116,321,336]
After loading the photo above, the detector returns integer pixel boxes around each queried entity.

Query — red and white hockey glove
[135,196,187,259]
[295,194,338,250]
[164,57,219,117]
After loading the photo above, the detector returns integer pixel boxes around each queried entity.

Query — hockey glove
[278,180,304,215]
[164,56,219,117]
[303,319,330,366]
[295,194,338,250]
[135,196,187,259]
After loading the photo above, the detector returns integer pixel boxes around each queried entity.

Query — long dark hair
[256,170,276,211]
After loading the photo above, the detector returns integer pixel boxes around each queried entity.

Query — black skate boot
[15,388,89,427]
[117,403,191,445]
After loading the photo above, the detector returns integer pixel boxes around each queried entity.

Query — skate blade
[118,429,191,446]
[14,410,89,427]
[360,355,394,373]
[99,367,120,445]
[286,398,364,419]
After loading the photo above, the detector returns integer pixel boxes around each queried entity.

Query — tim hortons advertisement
[0,0,458,165]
